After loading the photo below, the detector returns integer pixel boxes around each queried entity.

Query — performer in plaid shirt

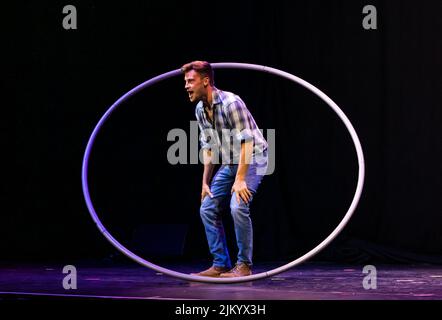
[182,61,268,278]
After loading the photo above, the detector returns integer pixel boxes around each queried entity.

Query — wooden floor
[1,261,441,300]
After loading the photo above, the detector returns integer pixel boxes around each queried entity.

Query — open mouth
[188,91,194,99]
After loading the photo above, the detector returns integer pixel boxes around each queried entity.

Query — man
[182,61,268,277]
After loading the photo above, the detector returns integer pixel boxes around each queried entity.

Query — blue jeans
[199,152,268,268]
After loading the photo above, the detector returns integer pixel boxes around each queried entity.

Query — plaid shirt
[195,88,268,164]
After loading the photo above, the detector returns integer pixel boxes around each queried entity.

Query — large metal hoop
[81,63,365,283]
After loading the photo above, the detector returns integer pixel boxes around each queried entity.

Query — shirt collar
[197,88,222,111]
[211,87,222,107]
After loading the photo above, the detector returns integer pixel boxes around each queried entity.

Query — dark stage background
[7,0,442,266]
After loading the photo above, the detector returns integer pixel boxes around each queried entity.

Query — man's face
[184,70,209,103]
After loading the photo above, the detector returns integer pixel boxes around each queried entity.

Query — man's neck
[203,86,214,109]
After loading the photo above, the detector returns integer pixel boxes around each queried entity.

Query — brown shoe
[190,266,230,277]
[219,263,252,277]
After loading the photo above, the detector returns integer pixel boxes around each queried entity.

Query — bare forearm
[202,149,215,185]
[235,140,253,181]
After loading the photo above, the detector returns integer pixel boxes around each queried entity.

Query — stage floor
[1,261,441,300]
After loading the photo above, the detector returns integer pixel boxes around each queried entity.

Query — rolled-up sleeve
[226,100,254,143]
[195,109,212,150]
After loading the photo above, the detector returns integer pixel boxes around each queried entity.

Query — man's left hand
[231,179,252,204]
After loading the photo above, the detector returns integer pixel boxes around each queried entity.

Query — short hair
[181,61,214,86]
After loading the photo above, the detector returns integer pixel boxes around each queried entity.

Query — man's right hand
[201,184,214,202]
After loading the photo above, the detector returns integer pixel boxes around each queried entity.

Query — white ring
[81,62,365,283]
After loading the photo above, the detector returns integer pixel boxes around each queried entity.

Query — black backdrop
[7,0,442,265]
